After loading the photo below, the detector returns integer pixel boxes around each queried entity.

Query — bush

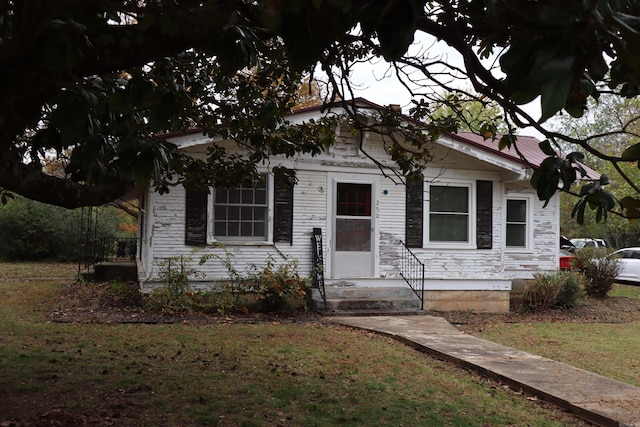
[574,247,619,298]
[146,253,211,314]
[554,271,584,308]
[145,253,310,316]
[524,271,584,311]
[245,257,311,314]
[524,272,562,311]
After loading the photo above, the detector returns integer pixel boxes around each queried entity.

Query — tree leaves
[531,142,596,214]
[4,0,640,215]
[530,140,576,207]
[494,2,640,122]
[622,142,640,161]
[571,176,617,224]
[620,196,640,219]
[359,0,422,60]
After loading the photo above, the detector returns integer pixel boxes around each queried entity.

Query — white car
[571,238,607,249]
[612,248,640,285]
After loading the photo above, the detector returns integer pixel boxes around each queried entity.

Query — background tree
[552,95,640,246]
[3,1,640,220]
[0,198,133,261]
[429,90,508,136]
[292,76,330,110]
[558,192,640,248]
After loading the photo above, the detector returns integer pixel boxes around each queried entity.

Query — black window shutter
[476,180,493,249]
[405,176,423,248]
[185,189,208,246]
[273,168,295,244]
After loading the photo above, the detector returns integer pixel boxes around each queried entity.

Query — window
[337,183,371,216]
[428,185,470,243]
[617,249,640,259]
[406,179,491,248]
[184,169,294,246]
[506,199,527,248]
[335,183,372,252]
[184,189,208,246]
[213,176,268,241]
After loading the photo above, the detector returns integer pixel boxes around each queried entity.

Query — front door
[332,181,374,277]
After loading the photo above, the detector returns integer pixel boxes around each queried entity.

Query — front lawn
[0,262,588,426]
[446,283,640,387]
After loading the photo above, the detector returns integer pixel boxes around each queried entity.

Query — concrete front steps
[81,262,138,282]
[311,282,423,316]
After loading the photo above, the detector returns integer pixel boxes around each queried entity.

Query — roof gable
[448,132,599,180]
[291,99,599,179]
[169,97,599,180]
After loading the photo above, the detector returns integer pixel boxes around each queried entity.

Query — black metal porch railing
[400,241,425,310]
[95,237,138,263]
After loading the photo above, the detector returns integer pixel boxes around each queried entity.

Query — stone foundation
[422,290,510,313]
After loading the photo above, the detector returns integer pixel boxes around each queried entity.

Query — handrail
[77,237,138,280]
[96,237,138,263]
[311,228,327,310]
[400,240,425,310]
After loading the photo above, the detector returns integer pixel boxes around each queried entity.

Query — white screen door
[333,182,374,277]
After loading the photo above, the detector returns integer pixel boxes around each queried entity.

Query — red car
[559,236,576,270]
[559,250,576,270]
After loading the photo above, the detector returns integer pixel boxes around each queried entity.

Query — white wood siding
[502,192,559,278]
[140,132,560,289]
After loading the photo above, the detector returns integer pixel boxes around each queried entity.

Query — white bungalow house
[136,99,583,313]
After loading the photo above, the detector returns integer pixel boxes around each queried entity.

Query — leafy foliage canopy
[2,1,640,220]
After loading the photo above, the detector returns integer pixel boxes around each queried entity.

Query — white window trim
[207,172,274,245]
[423,180,476,249]
[504,194,534,252]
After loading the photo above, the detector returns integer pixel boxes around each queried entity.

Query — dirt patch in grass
[49,280,329,326]
[49,281,640,330]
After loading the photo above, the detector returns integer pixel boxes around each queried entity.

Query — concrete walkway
[330,315,640,427]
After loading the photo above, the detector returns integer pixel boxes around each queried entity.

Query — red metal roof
[449,132,599,179]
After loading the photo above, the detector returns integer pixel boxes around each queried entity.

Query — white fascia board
[437,135,528,176]
[166,132,217,149]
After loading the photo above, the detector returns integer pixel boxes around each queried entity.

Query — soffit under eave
[435,135,529,176]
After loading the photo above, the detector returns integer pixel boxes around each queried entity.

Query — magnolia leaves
[531,140,616,224]
[531,140,587,205]
[359,0,422,61]
[498,3,640,122]
[619,140,640,219]
[262,0,422,70]
[571,176,616,224]
[622,142,640,164]
[620,197,640,219]
[500,38,579,122]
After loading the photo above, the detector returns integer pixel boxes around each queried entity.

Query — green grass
[0,263,586,426]
[0,261,77,278]
[474,283,640,387]
[475,322,640,387]
[610,282,640,298]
